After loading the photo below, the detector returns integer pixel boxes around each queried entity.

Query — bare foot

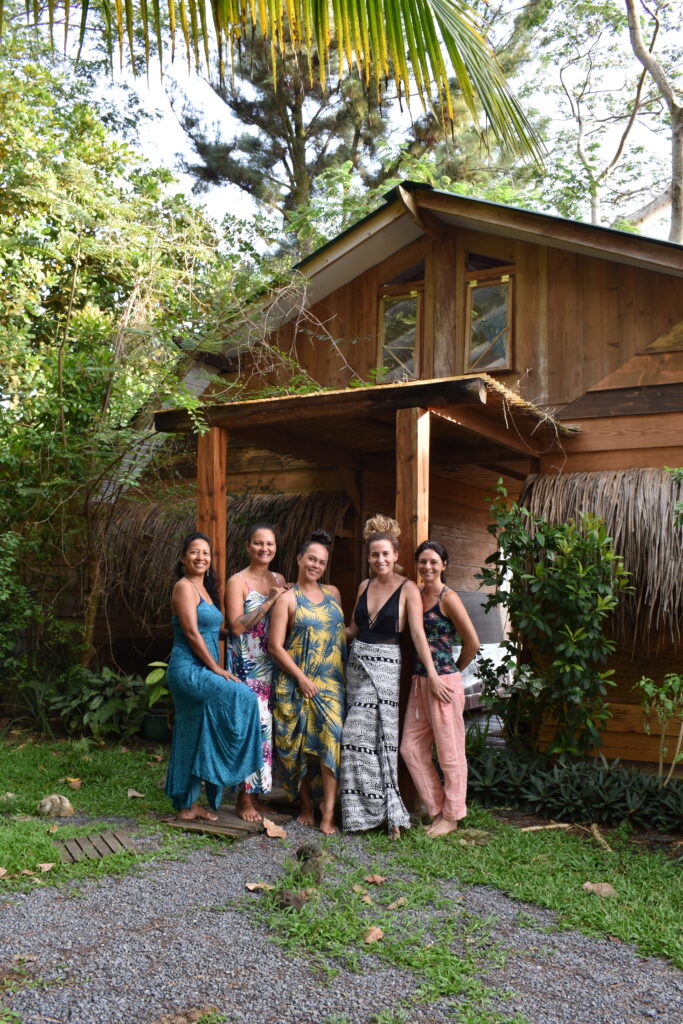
[297,800,315,827]
[236,793,262,822]
[319,814,338,835]
[427,816,459,837]
[389,826,401,840]
[426,813,443,832]
[177,802,218,822]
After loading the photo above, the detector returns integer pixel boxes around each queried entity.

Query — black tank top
[354,579,407,644]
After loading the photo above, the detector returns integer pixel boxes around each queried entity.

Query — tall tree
[624,0,683,241]
[0,23,227,674]
[14,0,543,161]
[174,32,391,215]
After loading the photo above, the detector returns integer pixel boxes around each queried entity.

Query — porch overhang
[154,374,572,609]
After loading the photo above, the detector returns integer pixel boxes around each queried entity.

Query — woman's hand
[221,668,241,683]
[298,675,318,699]
[429,673,452,704]
[266,585,289,605]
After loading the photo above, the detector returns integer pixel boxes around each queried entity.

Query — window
[378,288,422,381]
[465,261,514,372]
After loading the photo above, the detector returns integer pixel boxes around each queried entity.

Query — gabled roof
[295,181,683,308]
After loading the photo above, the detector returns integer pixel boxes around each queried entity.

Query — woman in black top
[340,515,441,837]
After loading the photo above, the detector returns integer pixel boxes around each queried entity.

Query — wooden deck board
[55,831,139,864]
[163,805,291,839]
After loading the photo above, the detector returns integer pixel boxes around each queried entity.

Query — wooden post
[395,407,430,811]
[196,426,228,617]
[395,407,430,567]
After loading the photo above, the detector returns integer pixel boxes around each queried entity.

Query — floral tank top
[414,587,462,677]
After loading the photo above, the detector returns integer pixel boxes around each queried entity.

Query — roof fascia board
[416,191,683,277]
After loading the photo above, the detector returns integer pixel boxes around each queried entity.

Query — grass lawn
[0,730,211,888]
[1,731,681,1024]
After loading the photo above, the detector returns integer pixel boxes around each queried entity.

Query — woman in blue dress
[165,532,264,821]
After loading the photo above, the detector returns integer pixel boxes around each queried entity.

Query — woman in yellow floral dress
[269,529,346,835]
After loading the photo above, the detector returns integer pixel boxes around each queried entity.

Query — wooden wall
[258,227,683,414]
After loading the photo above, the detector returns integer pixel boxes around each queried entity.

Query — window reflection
[380,293,419,381]
[467,278,511,371]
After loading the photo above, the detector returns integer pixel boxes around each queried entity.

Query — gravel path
[1,821,681,1024]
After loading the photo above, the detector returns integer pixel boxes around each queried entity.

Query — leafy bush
[50,666,148,740]
[467,747,683,833]
[476,484,630,758]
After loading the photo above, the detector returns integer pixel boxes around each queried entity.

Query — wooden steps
[163,804,291,839]
[55,830,138,864]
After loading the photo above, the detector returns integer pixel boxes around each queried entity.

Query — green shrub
[50,666,148,740]
[476,484,630,758]
[467,747,683,833]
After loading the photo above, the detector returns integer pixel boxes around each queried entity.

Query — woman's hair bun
[310,528,332,547]
[363,515,400,540]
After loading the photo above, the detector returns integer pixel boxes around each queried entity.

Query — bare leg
[177,802,218,822]
[236,792,262,822]
[427,816,459,837]
[297,773,315,827]
[389,826,401,840]
[319,763,338,835]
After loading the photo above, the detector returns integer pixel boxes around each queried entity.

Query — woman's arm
[403,581,452,704]
[345,580,366,642]
[225,573,288,636]
[268,592,318,698]
[172,580,237,681]
[441,591,480,672]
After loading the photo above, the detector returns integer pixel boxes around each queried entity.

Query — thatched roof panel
[521,469,683,649]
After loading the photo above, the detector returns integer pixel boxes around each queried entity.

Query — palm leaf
[21,0,543,159]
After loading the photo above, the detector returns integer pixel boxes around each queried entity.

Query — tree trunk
[670,107,683,243]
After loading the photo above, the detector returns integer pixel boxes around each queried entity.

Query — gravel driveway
[1,821,681,1024]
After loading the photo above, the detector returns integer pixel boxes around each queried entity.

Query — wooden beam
[559,382,683,419]
[430,404,547,456]
[197,427,228,615]
[397,184,448,241]
[154,376,488,434]
[395,407,430,570]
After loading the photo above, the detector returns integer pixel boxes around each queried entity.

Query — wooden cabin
[153,182,683,766]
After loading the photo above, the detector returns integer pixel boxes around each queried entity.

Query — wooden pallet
[55,830,138,864]
[163,805,291,839]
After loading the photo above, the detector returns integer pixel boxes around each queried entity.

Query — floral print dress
[230,580,276,794]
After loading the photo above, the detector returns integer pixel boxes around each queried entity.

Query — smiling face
[181,537,211,578]
[416,547,447,585]
[367,538,399,577]
[297,542,328,583]
[246,528,277,567]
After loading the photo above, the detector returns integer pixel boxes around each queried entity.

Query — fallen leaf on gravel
[361,894,373,905]
[0,867,7,878]
[363,926,384,944]
[263,817,287,839]
[351,883,366,894]
[245,882,275,892]
[20,869,36,876]
[127,789,145,799]
[364,874,387,885]
[582,881,616,897]
[12,953,38,963]
[387,897,406,910]
[37,863,55,873]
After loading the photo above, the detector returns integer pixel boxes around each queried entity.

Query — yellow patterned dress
[273,585,346,801]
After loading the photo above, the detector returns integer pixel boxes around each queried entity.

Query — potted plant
[142,662,173,741]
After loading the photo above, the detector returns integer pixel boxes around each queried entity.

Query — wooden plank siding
[540,410,683,474]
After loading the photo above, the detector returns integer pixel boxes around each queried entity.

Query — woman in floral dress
[226,524,288,821]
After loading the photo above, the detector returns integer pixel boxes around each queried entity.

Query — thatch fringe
[520,469,683,650]
[98,490,350,637]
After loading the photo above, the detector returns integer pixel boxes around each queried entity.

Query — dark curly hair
[175,531,220,605]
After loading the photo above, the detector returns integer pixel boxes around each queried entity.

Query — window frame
[377,282,424,382]
[464,264,515,374]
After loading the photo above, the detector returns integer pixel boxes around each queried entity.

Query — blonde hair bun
[363,515,400,540]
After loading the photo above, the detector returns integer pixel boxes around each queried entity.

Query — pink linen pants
[400,672,467,822]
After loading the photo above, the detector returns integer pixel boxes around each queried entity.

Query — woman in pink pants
[400,541,480,837]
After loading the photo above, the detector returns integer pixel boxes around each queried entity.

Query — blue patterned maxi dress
[165,598,264,811]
